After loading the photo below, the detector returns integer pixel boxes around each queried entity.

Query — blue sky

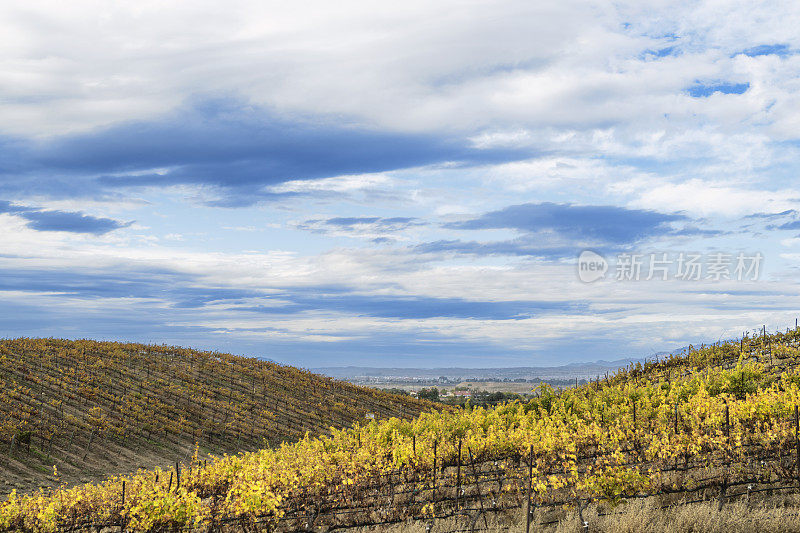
[1,1,800,367]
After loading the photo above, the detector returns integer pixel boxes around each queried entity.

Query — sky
[1,1,800,368]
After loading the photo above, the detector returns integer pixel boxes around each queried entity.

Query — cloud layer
[447,203,686,244]
[0,200,129,234]
[1,1,799,366]
[0,99,532,206]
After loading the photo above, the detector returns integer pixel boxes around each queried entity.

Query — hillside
[0,338,435,495]
[4,326,800,532]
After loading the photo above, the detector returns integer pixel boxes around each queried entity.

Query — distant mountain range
[313,356,652,381]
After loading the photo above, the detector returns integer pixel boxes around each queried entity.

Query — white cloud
[621,179,800,217]
[482,157,653,193]
[268,173,397,194]
[3,0,800,139]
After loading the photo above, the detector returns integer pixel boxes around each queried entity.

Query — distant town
[314,359,647,407]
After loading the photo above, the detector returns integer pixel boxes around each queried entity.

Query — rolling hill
[0,338,435,495]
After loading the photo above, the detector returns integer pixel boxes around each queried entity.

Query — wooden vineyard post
[674,403,679,435]
[176,461,181,490]
[632,400,638,455]
[121,480,125,506]
[724,401,730,438]
[432,440,437,499]
[526,444,533,533]
[795,406,800,483]
[467,447,488,529]
[82,429,95,462]
[456,439,462,510]
[413,434,416,457]
[769,329,773,367]
[66,429,75,452]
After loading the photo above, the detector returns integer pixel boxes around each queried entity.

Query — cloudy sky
[1,1,799,367]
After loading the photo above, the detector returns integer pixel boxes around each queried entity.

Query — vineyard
[4,327,800,531]
[0,338,434,494]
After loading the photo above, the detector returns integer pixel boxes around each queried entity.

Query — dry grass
[558,495,800,533]
[353,493,800,533]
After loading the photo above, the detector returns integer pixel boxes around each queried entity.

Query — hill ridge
[0,337,433,494]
